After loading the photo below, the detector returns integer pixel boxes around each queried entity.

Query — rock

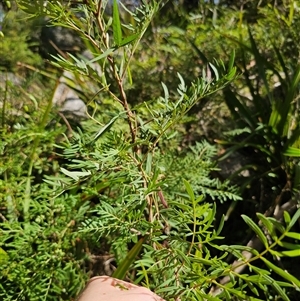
[52,69,88,120]
[40,21,85,58]
[60,98,87,118]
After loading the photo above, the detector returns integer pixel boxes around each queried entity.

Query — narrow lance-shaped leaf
[88,48,115,64]
[60,168,91,181]
[277,240,300,250]
[241,215,268,247]
[112,236,147,280]
[270,64,300,136]
[113,0,123,46]
[93,113,122,141]
[228,50,235,71]
[287,207,300,230]
[261,257,300,288]
[118,33,140,47]
[257,213,274,237]
[248,26,272,106]
[262,274,290,301]
[283,147,300,157]
[223,88,256,129]
[183,179,195,201]
[273,43,290,86]
[285,232,300,240]
[216,214,225,236]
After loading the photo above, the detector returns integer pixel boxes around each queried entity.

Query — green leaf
[223,88,256,128]
[270,64,300,136]
[60,168,91,181]
[112,236,147,280]
[283,146,300,157]
[113,0,123,46]
[216,215,225,236]
[183,179,195,201]
[127,64,133,85]
[256,213,274,237]
[261,257,300,289]
[88,48,115,64]
[273,43,290,86]
[285,232,300,240]
[93,113,122,141]
[241,215,268,247]
[209,63,219,81]
[277,241,300,250]
[17,0,45,16]
[162,82,169,101]
[118,33,140,47]
[269,218,285,233]
[248,27,272,106]
[0,247,9,264]
[277,249,300,257]
[246,280,259,296]
[283,211,291,225]
[288,208,300,229]
[264,274,290,301]
[228,50,235,71]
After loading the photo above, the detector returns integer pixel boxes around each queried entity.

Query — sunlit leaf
[283,146,300,157]
[0,248,9,264]
[60,168,91,181]
[285,232,300,240]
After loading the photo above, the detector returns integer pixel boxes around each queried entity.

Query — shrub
[1,1,300,301]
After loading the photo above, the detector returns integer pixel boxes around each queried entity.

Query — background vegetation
[0,0,300,300]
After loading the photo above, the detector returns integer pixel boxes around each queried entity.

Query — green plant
[0,7,42,71]
[216,5,300,225]
[1,1,300,301]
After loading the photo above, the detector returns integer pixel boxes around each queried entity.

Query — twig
[57,111,73,134]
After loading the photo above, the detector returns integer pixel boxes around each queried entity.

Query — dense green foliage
[1,1,300,300]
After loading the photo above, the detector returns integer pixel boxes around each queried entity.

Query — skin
[77,276,166,301]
